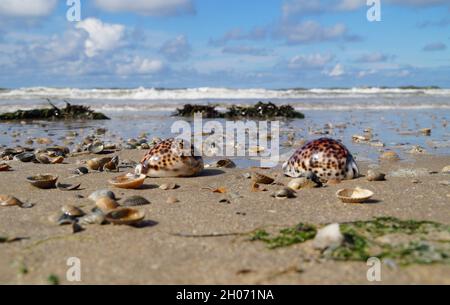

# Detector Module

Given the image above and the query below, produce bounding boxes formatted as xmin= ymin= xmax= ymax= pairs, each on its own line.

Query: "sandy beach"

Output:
xmin=1 ymin=148 xmax=449 ymax=285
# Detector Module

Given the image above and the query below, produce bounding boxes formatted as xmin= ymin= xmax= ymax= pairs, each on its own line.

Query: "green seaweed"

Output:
xmin=251 ymin=224 xmax=317 ymax=249
xmin=251 ymin=217 xmax=450 ymax=266
xmin=47 ymin=274 xmax=60 ymax=285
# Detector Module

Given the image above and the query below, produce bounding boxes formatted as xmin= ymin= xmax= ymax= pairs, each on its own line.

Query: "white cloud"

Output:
xmin=327 ymin=63 xmax=345 ymax=77
xmin=159 ymin=35 xmax=191 ymax=61
xmin=75 ymin=18 xmax=125 ymax=57
xmin=355 ymin=52 xmax=394 ymax=63
xmin=116 ymin=56 xmax=165 ymax=75
xmin=288 ymin=53 xmax=334 ymax=69
xmin=0 ymin=0 xmax=57 ymax=17
xmin=279 ymin=21 xmax=347 ymax=44
xmin=94 ymin=0 xmax=195 ymax=16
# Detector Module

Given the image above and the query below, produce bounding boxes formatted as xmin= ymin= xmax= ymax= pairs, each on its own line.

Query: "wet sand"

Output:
xmin=0 ymin=150 xmax=449 ymax=284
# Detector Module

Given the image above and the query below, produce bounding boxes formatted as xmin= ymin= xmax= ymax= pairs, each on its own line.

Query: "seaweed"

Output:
xmin=0 ymin=99 xmax=109 ymax=121
xmin=174 ymin=104 xmax=223 ymax=118
xmin=251 ymin=224 xmax=317 ymax=249
xmin=173 ymin=102 xmax=305 ymax=119
xmin=251 ymin=217 xmax=450 ymax=265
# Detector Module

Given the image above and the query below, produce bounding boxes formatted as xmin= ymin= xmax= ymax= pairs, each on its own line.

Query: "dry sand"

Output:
xmin=0 ymin=150 xmax=449 ymax=284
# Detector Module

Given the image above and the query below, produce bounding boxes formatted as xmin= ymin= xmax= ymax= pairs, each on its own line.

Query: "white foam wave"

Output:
xmin=1 ymin=86 xmax=450 ymax=100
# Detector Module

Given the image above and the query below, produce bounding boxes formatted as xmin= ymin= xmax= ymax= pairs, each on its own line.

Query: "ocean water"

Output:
xmin=0 ymin=87 xmax=449 ymax=167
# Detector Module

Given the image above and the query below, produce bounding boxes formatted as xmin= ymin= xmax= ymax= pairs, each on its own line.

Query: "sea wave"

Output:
xmin=1 ymin=86 xmax=450 ymax=100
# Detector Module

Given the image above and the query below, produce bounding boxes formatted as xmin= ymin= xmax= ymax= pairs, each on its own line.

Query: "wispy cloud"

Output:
xmin=94 ymin=0 xmax=195 ymax=17
xmin=159 ymin=35 xmax=191 ymax=61
xmin=423 ymin=42 xmax=447 ymax=51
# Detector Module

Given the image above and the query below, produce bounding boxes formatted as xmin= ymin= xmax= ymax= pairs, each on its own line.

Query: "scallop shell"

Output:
xmin=105 ymin=208 xmax=145 ymax=225
xmin=109 ymin=173 xmax=146 ymax=189
xmin=26 ymin=174 xmax=58 ymax=189
xmin=96 ymin=197 xmax=120 ymax=212
xmin=122 ymin=196 xmax=150 ymax=207
xmin=336 ymin=187 xmax=374 ymax=204
xmin=251 ymin=172 xmax=275 ymax=185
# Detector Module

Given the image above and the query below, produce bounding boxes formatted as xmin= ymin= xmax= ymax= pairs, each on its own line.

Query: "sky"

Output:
xmin=0 ymin=0 xmax=449 ymax=89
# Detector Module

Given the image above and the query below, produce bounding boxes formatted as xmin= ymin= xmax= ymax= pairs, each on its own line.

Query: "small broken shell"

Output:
xmin=35 ymin=154 xmax=51 ymax=164
xmin=56 ymin=182 xmax=81 ymax=191
xmin=336 ymin=187 xmax=374 ymax=203
xmin=122 ymin=196 xmax=150 ymax=207
xmin=273 ymin=187 xmax=296 ymax=199
xmin=61 ymin=205 xmax=85 ymax=217
xmin=251 ymin=172 xmax=275 ymax=185
xmin=72 ymin=167 xmax=89 ymax=175
xmin=78 ymin=210 xmax=106 ymax=226
xmin=14 ymin=152 xmax=35 ymax=163
xmin=88 ymin=190 xmax=116 ymax=202
xmin=166 ymin=196 xmax=179 ymax=204
xmin=26 ymin=174 xmax=58 ymax=189
xmin=87 ymin=157 xmax=112 ymax=171
xmin=88 ymin=142 xmax=105 ymax=154
xmin=103 ymin=156 xmax=119 ymax=172
xmin=96 ymin=197 xmax=120 ymax=212
xmin=105 ymin=208 xmax=145 ymax=225
xmin=109 ymin=173 xmax=146 ymax=189
xmin=0 ymin=195 xmax=23 ymax=207
xmin=366 ymin=170 xmax=386 ymax=182
xmin=159 ymin=183 xmax=178 ymax=190
xmin=380 ymin=151 xmax=400 ymax=161
xmin=214 ymin=159 xmax=236 ymax=168
xmin=51 ymin=156 xmax=64 ymax=164
xmin=0 ymin=163 xmax=11 ymax=172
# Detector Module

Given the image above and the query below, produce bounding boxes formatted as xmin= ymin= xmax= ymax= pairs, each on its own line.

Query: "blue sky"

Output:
xmin=0 ymin=0 xmax=449 ymax=88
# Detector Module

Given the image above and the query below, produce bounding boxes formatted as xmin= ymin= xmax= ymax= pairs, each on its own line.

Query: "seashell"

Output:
xmin=103 ymin=156 xmax=119 ymax=172
xmin=159 ymin=183 xmax=178 ymax=190
xmin=36 ymin=137 xmax=53 ymax=145
xmin=46 ymin=146 xmax=69 ymax=156
xmin=72 ymin=167 xmax=89 ymax=175
xmin=105 ymin=208 xmax=145 ymax=225
xmin=87 ymin=157 xmax=112 ymax=171
xmin=0 ymin=163 xmax=11 ymax=172
xmin=35 ymin=154 xmax=51 ymax=164
xmin=88 ymin=142 xmax=105 ymax=154
xmin=56 ymin=182 xmax=81 ymax=191
xmin=109 ymin=173 xmax=146 ymax=189
xmin=442 ymin=165 xmax=450 ymax=174
xmin=88 ymin=190 xmax=116 ymax=202
xmin=0 ymin=195 xmax=23 ymax=207
xmin=251 ymin=172 xmax=275 ymax=185
xmin=273 ymin=187 xmax=296 ymax=199
xmin=122 ymin=196 xmax=150 ymax=207
xmin=419 ymin=128 xmax=431 ymax=136
xmin=61 ymin=205 xmax=85 ymax=217
xmin=366 ymin=170 xmax=386 ymax=182
xmin=96 ymin=197 xmax=120 ymax=212
xmin=13 ymin=152 xmax=35 ymax=163
xmin=26 ymin=174 xmax=58 ymax=189
xmin=313 ymin=223 xmax=343 ymax=250
xmin=72 ymin=223 xmax=84 ymax=234
xmin=380 ymin=151 xmax=400 ymax=161
xmin=214 ymin=159 xmax=236 ymax=168
xmin=166 ymin=196 xmax=179 ymax=204
xmin=78 ymin=210 xmax=106 ymax=225
xmin=51 ymin=156 xmax=64 ymax=164
xmin=336 ymin=187 xmax=374 ymax=203
xmin=287 ymin=177 xmax=319 ymax=190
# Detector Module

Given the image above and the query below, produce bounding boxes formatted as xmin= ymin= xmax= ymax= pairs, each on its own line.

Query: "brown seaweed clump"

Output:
xmin=0 ymin=100 xmax=109 ymax=121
